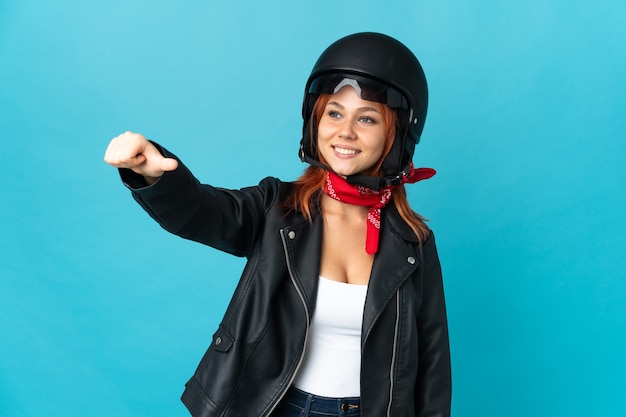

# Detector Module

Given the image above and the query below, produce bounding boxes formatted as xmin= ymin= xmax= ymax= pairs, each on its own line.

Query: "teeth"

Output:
xmin=334 ymin=147 xmax=358 ymax=155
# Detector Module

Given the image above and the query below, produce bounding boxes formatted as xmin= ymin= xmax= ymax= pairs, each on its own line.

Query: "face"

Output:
xmin=317 ymin=86 xmax=387 ymax=178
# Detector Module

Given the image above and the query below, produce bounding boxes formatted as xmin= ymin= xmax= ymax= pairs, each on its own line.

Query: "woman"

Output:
xmin=105 ymin=32 xmax=451 ymax=417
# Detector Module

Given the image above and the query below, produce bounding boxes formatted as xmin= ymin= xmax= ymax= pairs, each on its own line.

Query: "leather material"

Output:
xmin=121 ymin=147 xmax=451 ymax=417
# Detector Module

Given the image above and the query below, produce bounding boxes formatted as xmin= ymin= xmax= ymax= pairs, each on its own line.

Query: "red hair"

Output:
xmin=284 ymin=94 xmax=430 ymax=242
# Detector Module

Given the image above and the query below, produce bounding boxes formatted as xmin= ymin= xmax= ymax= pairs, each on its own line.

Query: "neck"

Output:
xmin=320 ymin=193 xmax=370 ymax=219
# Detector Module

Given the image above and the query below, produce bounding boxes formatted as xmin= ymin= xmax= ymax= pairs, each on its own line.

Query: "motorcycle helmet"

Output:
xmin=299 ymin=32 xmax=429 ymax=190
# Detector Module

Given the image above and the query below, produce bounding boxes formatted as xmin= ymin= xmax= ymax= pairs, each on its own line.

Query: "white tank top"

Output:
xmin=292 ymin=276 xmax=368 ymax=397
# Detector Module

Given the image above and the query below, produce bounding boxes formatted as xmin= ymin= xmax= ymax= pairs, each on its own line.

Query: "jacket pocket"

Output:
xmin=211 ymin=326 xmax=235 ymax=353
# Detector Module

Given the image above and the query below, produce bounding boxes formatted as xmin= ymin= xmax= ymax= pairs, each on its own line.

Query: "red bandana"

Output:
xmin=323 ymin=164 xmax=436 ymax=254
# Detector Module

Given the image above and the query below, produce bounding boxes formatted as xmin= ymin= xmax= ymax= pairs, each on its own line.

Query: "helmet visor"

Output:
xmin=307 ymin=73 xmax=408 ymax=110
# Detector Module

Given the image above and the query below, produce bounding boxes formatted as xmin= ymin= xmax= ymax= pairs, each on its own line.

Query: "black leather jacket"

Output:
xmin=122 ymin=148 xmax=451 ymax=417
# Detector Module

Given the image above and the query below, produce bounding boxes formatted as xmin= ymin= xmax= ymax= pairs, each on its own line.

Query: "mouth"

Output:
xmin=332 ymin=145 xmax=360 ymax=156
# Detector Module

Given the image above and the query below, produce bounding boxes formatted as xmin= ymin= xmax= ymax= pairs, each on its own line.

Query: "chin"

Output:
xmin=327 ymin=163 xmax=359 ymax=177
xmin=330 ymin=168 xmax=356 ymax=178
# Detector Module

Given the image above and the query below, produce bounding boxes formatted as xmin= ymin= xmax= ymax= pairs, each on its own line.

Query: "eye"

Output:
xmin=327 ymin=110 xmax=342 ymax=119
xmin=359 ymin=115 xmax=377 ymax=124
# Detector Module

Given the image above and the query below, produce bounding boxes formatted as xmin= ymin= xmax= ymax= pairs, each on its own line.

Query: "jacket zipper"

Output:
xmin=386 ymin=290 xmax=401 ymax=417
xmin=264 ymin=228 xmax=312 ymax=417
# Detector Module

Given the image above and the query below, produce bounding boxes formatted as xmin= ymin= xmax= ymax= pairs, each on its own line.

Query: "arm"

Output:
xmin=415 ymin=232 xmax=452 ymax=417
xmin=104 ymin=132 xmax=281 ymax=257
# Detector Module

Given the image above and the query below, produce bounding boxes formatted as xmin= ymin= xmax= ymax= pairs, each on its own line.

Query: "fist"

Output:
xmin=104 ymin=131 xmax=178 ymax=182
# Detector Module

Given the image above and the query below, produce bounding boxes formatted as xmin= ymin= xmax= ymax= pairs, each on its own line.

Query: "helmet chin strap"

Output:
xmin=346 ymin=160 xmax=414 ymax=190
xmin=299 ymin=145 xmax=410 ymax=192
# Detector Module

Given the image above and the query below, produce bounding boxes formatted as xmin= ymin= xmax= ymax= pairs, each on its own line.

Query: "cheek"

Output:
xmin=372 ymin=130 xmax=388 ymax=155
xmin=316 ymin=121 xmax=334 ymax=142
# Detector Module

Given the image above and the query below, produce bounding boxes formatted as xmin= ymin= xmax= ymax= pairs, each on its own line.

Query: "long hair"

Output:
xmin=285 ymin=94 xmax=430 ymax=242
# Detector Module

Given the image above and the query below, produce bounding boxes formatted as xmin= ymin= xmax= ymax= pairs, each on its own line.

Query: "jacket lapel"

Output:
xmin=281 ymin=204 xmax=420 ymax=341
xmin=362 ymin=204 xmax=420 ymax=343
xmin=280 ymin=215 xmax=323 ymax=315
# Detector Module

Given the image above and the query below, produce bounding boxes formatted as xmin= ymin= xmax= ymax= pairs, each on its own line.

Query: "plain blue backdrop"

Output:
xmin=1 ymin=1 xmax=625 ymax=416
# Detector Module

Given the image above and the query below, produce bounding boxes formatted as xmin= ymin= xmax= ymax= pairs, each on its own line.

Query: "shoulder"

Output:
xmin=256 ymin=176 xmax=293 ymax=195
xmin=249 ymin=177 xmax=303 ymax=220
xmin=252 ymin=177 xmax=295 ymax=206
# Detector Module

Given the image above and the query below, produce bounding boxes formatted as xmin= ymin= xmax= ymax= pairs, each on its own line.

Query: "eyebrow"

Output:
xmin=327 ymin=101 xmax=380 ymax=113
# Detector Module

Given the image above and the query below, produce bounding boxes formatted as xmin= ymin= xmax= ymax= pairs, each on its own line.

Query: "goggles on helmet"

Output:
xmin=307 ymin=73 xmax=409 ymax=111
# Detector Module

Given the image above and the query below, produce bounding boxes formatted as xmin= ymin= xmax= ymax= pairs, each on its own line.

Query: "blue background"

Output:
xmin=1 ymin=1 xmax=625 ymax=416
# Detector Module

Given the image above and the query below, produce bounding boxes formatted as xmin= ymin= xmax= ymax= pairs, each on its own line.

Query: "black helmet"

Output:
xmin=299 ymin=32 xmax=429 ymax=190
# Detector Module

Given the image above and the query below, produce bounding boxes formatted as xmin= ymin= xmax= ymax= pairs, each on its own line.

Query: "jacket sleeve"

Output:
xmin=415 ymin=232 xmax=452 ymax=417
xmin=119 ymin=144 xmax=282 ymax=258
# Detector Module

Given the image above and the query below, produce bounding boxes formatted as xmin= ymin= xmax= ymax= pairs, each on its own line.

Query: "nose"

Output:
xmin=337 ymin=119 xmax=356 ymax=140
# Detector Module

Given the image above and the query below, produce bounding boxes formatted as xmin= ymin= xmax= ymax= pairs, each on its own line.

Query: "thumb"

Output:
xmin=159 ymin=157 xmax=179 ymax=172
xmin=140 ymin=142 xmax=178 ymax=173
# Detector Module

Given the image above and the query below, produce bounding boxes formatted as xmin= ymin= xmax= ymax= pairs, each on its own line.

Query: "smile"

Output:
xmin=333 ymin=146 xmax=360 ymax=155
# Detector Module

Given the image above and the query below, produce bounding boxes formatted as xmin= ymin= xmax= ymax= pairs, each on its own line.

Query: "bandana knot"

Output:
xmin=323 ymin=164 xmax=435 ymax=254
